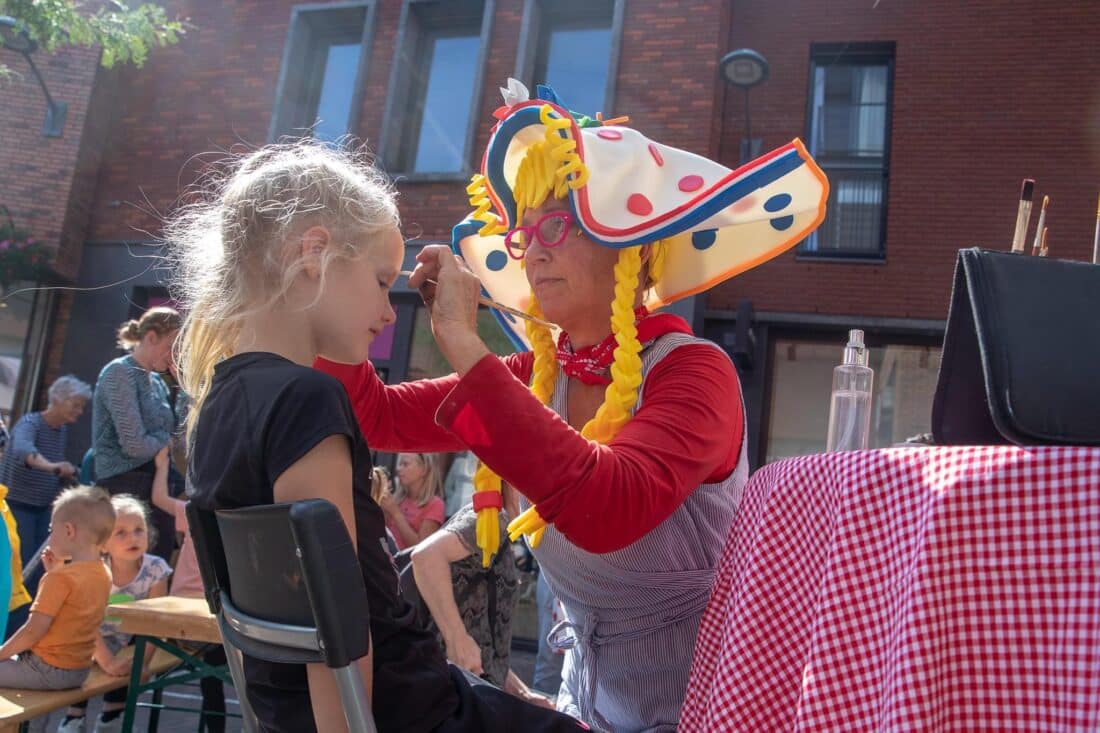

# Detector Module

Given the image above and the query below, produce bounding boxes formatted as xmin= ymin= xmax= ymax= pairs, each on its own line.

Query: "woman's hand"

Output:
xmin=409 ymin=245 xmax=490 ymax=375
xmin=377 ymin=490 xmax=397 ymax=516
xmin=520 ymin=689 xmax=556 ymax=710
xmin=52 ymin=461 xmax=77 ymax=481
xmin=444 ymin=630 xmax=484 ymax=677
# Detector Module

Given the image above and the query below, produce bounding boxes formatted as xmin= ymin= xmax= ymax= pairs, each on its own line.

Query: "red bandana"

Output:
xmin=555 ymin=306 xmax=694 ymax=386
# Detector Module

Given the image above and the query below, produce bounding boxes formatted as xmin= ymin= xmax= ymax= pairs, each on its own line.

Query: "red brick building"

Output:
xmin=1 ymin=0 xmax=1097 ymax=467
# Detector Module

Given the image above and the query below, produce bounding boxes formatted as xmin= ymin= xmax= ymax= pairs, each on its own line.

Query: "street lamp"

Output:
xmin=0 ymin=16 xmax=68 ymax=137
xmin=718 ymin=48 xmax=768 ymax=164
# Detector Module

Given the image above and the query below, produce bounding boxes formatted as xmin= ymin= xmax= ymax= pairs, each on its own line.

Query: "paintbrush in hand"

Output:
xmin=400 ymin=270 xmax=553 ymax=328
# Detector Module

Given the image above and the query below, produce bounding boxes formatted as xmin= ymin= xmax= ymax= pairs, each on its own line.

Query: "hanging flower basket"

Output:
xmin=0 ymin=205 xmax=52 ymax=292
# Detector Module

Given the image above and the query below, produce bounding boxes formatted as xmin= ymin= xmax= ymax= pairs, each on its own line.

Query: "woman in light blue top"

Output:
xmin=92 ymin=306 xmax=181 ymax=560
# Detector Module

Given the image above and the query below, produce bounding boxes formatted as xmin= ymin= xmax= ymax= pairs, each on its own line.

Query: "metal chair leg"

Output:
xmin=332 ymin=663 xmax=376 ymax=733
xmin=221 ymin=644 xmax=260 ymax=733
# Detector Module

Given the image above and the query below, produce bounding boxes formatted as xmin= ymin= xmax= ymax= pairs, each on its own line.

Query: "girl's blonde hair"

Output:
xmin=168 ymin=141 xmax=399 ymax=441
xmin=108 ymin=493 xmax=157 ymax=550
xmin=466 ymin=106 xmax=666 ymax=564
xmin=117 ymin=306 xmax=182 ymax=350
xmin=392 ymin=453 xmax=443 ymax=508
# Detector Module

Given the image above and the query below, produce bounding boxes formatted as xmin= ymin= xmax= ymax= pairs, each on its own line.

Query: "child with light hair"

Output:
xmin=174 ymin=141 xmax=586 ymax=732
xmin=60 ymin=493 xmax=171 ymax=732
xmin=0 ymin=487 xmax=114 ymax=690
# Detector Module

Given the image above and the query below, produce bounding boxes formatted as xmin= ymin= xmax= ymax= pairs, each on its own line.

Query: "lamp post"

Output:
xmin=718 ymin=48 xmax=768 ymax=164
xmin=0 ymin=16 xmax=68 ymax=137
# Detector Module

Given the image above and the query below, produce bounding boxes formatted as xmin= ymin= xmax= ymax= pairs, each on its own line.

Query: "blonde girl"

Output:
xmin=61 ymin=495 xmax=170 ymax=733
xmin=172 ymin=141 xmax=585 ymax=733
xmin=380 ymin=452 xmax=445 ymax=549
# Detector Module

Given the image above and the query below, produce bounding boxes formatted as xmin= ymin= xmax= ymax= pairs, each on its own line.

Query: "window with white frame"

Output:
xmin=801 ymin=43 xmax=894 ymax=258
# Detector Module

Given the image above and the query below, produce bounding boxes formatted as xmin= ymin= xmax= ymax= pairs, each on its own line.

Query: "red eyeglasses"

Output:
xmin=504 ymin=211 xmax=574 ymax=260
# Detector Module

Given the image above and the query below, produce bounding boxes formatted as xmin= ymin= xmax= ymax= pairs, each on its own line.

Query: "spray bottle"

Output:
xmin=825 ymin=329 xmax=874 ymax=452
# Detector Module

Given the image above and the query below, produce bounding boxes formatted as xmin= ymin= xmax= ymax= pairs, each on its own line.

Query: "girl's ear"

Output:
xmin=299 ymin=225 xmax=332 ymax=278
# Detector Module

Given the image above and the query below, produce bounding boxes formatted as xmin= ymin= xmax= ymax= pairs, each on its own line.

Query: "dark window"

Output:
xmin=269 ymin=3 xmax=373 ymax=143
xmin=532 ymin=0 xmax=620 ymax=114
xmin=800 ymin=43 xmax=894 ymax=258
xmin=382 ymin=0 xmax=489 ymax=176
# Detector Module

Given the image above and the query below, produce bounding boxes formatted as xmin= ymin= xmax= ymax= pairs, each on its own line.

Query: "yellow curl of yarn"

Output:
xmin=539 ymin=105 xmax=589 ymax=195
xmin=507 ymin=247 xmax=644 ymax=544
xmin=467 ymin=174 xmax=507 ymax=236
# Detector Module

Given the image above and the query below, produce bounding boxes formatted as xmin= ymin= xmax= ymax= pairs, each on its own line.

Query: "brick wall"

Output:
xmin=32 ymin=0 xmax=1099 ymax=394
xmin=708 ymin=0 xmax=1100 ymax=321
xmin=87 ymin=0 xmax=731 ymax=244
xmin=0 ymin=44 xmax=100 ymax=276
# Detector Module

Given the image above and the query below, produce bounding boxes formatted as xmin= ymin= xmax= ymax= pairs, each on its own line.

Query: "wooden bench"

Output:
xmin=0 ymin=647 xmax=179 ymax=733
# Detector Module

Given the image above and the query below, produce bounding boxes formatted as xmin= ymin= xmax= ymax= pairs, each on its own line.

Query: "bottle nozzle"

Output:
xmin=843 ymin=329 xmax=869 ymax=366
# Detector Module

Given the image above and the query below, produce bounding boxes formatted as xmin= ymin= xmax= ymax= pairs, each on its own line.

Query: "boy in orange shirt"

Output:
xmin=0 ymin=487 xmax=115 ymax=689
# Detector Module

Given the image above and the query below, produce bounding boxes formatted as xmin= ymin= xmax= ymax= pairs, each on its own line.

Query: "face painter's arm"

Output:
xmin=410 ymin=245 xmax=491 ymax=376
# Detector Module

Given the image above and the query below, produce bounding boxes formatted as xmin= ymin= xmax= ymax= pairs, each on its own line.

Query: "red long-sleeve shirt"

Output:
xmin=316 ymin=344 xmax=743 ymax=553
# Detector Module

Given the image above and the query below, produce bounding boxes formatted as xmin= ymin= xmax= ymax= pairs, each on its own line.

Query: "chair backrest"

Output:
xmin=186 ymin=499 xmax=371 ymax=669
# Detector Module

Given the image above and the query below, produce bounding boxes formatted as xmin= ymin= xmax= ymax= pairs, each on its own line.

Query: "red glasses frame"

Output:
xmin=504 ymin=211 xmax=574 ymax=260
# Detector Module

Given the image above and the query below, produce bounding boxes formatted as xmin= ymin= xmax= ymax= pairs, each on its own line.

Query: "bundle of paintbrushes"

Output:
xmin=1010 ymin=179 xmax=1053 ymax=258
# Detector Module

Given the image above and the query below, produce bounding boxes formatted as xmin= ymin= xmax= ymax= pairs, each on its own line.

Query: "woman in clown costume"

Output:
xmin=318 ymin=80 xmax=827 ymax=732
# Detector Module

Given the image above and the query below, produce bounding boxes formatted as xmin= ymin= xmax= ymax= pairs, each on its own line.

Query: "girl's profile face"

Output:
xmin=396 ymin=453 xmax=428 ymax=495
xmin=106 ymin=512 xmax=149 ymax=562
xmin=314 ymin=226 xmax=403 ymax=365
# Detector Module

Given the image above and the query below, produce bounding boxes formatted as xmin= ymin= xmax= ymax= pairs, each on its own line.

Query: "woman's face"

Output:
xmin=143 ymin=329 xmax=179 ymax=373
xmin=395 ymin=453 xmax=428 ymax=496
xmin=519 ymin=198 xmax=620 ymax=335
xmin=54 ymin=396 xmax=87 ymax=424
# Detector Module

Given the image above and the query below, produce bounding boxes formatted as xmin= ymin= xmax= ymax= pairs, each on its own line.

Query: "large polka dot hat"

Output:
xmin=453 ymin=79 xmax=830 ymax=350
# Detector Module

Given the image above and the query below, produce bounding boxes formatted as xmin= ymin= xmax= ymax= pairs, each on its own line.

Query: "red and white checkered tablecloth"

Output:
xmin=680 ymin=446 xmax=1100 ymax=732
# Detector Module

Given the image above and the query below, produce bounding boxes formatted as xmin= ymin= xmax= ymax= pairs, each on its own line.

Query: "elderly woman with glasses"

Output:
xmin=318 ymin=80 xmax=828 ymax=732
xmin=0 ymin=375 xmax=92 ymax=628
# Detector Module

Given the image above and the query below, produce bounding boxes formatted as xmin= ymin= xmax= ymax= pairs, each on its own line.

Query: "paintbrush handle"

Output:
xmin=400 ymin=271 xmax=553 ymax=328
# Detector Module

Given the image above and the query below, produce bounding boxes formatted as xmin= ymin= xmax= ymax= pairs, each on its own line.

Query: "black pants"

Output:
xmin=241 ymin=661 xmax=586 ymax=733
xmin=199 ymin=646 xmax=227 ymax=733
xmin=97 ymin=465 xmax=177 ymax=562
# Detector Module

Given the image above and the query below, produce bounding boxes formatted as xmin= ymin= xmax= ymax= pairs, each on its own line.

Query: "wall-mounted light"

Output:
xmin=0 ymin=16 xmax=68 ymax=137
xmin=719 ymin=48 xmax=768 ymax=164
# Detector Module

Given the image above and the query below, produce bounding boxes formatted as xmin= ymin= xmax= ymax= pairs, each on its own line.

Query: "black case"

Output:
xmin=932 ymin=248 xmax=1100 ymax=446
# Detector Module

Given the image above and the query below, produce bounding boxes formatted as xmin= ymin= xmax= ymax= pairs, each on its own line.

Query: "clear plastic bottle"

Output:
xmin=825 ymin=329 xmax=874 ymax=452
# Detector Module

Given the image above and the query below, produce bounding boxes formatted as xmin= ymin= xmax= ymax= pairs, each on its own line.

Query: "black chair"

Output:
xmin=186 ymin=499 xmax=376 ymax=733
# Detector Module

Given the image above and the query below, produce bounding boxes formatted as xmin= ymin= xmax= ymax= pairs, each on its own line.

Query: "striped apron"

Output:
xmin=525 ymin=333 xmax=748 ymax=732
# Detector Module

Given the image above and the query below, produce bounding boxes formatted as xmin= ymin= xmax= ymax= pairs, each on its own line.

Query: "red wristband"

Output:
xmin=471 ymin=491 xmax=503 ymax=512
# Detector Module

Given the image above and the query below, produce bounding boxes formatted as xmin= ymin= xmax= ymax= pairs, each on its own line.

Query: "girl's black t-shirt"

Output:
xmin=188 ymin=352 xmax=457 ymax=732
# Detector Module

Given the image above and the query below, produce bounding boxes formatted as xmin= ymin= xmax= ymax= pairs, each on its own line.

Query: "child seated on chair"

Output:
xmin=0 ymin=487 xmax=114 ymax=691
xmin=60 ymin=494 xmax=171 ymax=733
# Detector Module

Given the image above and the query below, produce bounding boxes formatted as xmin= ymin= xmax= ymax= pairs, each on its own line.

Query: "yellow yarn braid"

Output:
xmin=507 ymin=247 xmax=644 ymax=543
xmin=472 ymin=104 xmax=643 ymax=562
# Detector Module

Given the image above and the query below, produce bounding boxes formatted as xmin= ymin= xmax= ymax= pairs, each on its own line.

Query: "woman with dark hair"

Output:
xmin=92 ymin=306 xmax=182 ymax=561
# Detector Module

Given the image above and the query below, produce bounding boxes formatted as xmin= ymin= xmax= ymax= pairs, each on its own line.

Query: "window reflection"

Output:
xmin=766 ymin=339 xmax=941 ymax=461
xmin=413 ymin=34 xmax=481 ymax=173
